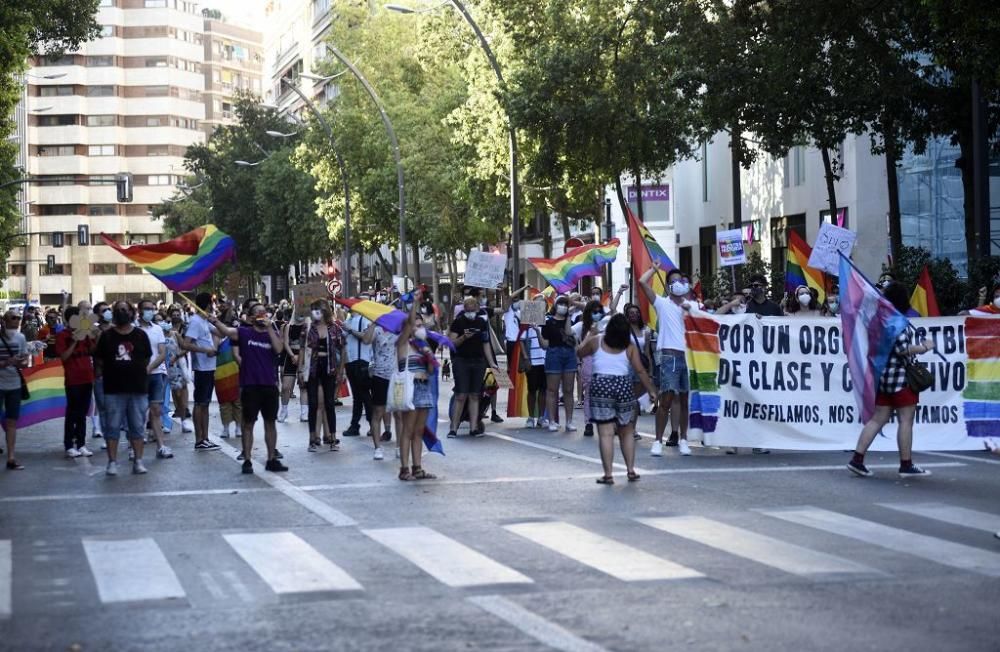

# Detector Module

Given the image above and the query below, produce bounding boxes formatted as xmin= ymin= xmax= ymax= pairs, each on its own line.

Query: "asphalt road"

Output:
xmin=1 ymin=381 xmax=998 ymax=652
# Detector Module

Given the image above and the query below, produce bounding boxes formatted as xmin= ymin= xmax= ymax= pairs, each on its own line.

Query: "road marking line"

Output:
xmin=505 ymin=521 xmax=703 ymax=582
xmin=921 ymin=451 xmax=1000 ymax=466
xmin=0 ymin=487 xmax=273 ymax=503
xmin=199 ymin=572 xmax=227 ymax=600
xmin=878 ymin=502 xmax=1000 ymax=533
xmin=0 ymin=540 xmax=10 ymax=619
xmin=82 ymin=538 xmax=186 ymax=603
xmin=215 ymin=439 xmax=356 ymax=527
xmin=759 ymin=507 xmax=1000 ymax=578
xmin=222 ymin=570 xmax=255 ymax=603
xmin=363 ymin=526 xmax=533 ymax=588
xmin=468 ymin=595 xmax=608 ymax=652
xmin=637 ymin=515 xmax=879 ymax=577
xmin=224 ymin=532 xmax=362 ymax=594
xmin=484 ymin=431 xmax=644 ymax=472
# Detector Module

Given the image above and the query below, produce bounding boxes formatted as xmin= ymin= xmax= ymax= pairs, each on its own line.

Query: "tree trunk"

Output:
xmin=411 ymin=241 xmax=421 ymax=286
xmin=820 ymin=147 xmax=839 ymax=224
xmin=958 ymin=129 xmax=977 ymax=265
xmin=614 ymin=175 xmax=629 ymax=219
xmin=373 ymin=248 xmax=392 ymax=287
xmin=730 ymin=134 xmax=743 ymax=228
xmin=447 ymin=251 xmax=458 ymax=326
xmin=884 ymin=132 xmax=903 ymax=263
xmin=633 ymin=167 xmax=644 ymax=221
xmin=559 ymin=212 xmax=571 ymax=243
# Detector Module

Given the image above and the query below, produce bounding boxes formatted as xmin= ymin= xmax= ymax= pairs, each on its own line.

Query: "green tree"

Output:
xmin=881 ymin=245 xmax=966 ymax=316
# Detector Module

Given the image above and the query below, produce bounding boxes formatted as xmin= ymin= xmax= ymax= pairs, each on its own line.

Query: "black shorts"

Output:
xmin=193 ymin=370 xmax=215 ymax=405
xmin=453 ymin=356 xmax=487 ymax=395
xmin=241 ymin=385 xmax=279 ymax=423
xmin=371 ymin=375 xmax=390 ymax=407
xmin=283 ymin=348 xmax=301 ymax=377
xmin=525 ymin=364 xmax=547 ymax=394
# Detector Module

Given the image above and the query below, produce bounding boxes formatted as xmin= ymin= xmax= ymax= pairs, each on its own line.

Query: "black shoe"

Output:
xmin=666 ymin=432 xmax=679 ymax=447
xmin=195 ymin=440 xmax=220 ymax=451
xmin=898 ymin=464 xmax=931 ymax=478
xmin=333 ymin=399 xmax=344 ymax=407
xmin=380 ymin=430 xmax=392 ymax=442
xmin=241 ymin=460 xmax=253 ymax=474
xmin=265 ymin=459 xmax=288 ymax=472
xmin=490 ymin=414 xmax=504 ymax=423
xmin=470 ymin=425 xmax=485 ymax=438
xmin=446 ymin=430 xmax=458 ymax=439
xmin=274 ymin=450 xmax=284 ymax=460
xmin=584 ymin=423 xmax=594 ymax=437
xmin=847 ymin=460 xmax=873 ymax=477
xmin=343 ymin=428 xmax=361 ymax=437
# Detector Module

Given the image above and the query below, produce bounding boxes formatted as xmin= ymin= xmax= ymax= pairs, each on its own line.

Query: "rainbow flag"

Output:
xmin=626 ymin=207 xmax=675 ymax=329
xmin=0 ymin=361 xmax=67 ymax=427
xmin=528 ymin=287 xmax=556 ymax=308
xmin=839 ymin=254 xmax=908 ymax=423
xmin=528 ymin=240 xmax=620 ymax=294
xmin=102 ymin=225 xmax=235 ymax=291
xmin=336 ymin=298 xmax=407 ymax=334
xmin=214 ymin=338 xmax=239 ymax=404
xmin=505 ymin=327 xmax=530 ymax=418
xmin=684 ymin=315 xmax=722 ymax=434
xmin=906 ymin=265 xmax=940 ymax=317
xmin=786 ymin=230 xmax=826 ymax=303
xmin=963 ymin=317 xmax=1000 ymax=438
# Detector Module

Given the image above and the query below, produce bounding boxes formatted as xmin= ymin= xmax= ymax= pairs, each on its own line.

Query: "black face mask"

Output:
xmin=112 ymin=309 xmax=131 ymax=326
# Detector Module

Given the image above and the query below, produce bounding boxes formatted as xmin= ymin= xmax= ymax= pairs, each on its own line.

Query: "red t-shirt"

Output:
xmin=55 ymin=330 xmax=95 ymax=386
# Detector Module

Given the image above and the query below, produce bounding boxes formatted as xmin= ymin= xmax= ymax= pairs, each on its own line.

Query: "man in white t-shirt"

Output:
xmin=640 ymin=261 xmax=695 ymax=457
xmin=138 ymin=299 xmax=173 ymax=460
xmin=182 ymin=292 xmax=220 ymax=451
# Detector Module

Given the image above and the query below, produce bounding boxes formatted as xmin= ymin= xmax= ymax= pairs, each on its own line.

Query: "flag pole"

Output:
xmin=177 ymin=292 xmax=209 ymax=318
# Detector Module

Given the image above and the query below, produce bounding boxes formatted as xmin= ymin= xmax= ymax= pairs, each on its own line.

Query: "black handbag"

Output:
xmin=904 ymin=325 xmax=933 ymax=393
xmin=1 ymin=335 xmax=28 ymax=400
xmin=631 ymin=331 xmax=651 ymax=370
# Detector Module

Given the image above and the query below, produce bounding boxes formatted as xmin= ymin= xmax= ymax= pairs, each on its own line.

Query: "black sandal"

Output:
xmin=399 ymin=466 xmax=413 ymax=481
xmin=6 ymin=459 xmax=24 ymax=470
xmin=411 ymin=466 xmax=436 ymax=480
xmin=596 ymin=475 xmax=614 ymax=485
xmin=627 ymin=471 xmax=640 ymax=482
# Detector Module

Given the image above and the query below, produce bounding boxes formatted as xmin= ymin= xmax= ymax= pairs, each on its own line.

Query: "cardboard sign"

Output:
xmin=464 ymin=250 xmax=507 ymax=289
xmin=493 ymin=369 xmax=514 ymax=390
xmin=292 ymin=283 xmax=331 ymax=316
xmin=519 ymin=299 xmax=547 ymax=326
xmin=716 ymin=229 xmax=746 ymax=267
xmin=807 ymin=222 xmax=857 ymax=275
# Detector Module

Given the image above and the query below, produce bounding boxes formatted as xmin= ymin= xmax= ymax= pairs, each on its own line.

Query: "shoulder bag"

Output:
xmin=904 ymin=325 xmax=933 ymax=393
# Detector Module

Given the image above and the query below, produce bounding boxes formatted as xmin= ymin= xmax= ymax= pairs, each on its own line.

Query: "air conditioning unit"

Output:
xmin=129 ymin=238 xmax=146 ymax=245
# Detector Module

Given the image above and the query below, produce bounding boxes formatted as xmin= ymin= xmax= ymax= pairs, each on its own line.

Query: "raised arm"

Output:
xmin=638 ymin=261 xmax=661 ymax=304
xmin=610 ymin=283 xmax=628 ymax=313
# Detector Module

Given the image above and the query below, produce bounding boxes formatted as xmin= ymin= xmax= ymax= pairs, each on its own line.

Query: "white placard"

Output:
xmin=716 ymin=229 xmax=746 ymax=267
xmin=807 ymin=222 xmax=856 ymax=275
xmin=464 ymin=250 xmax=507 ymax=289
xmin=519 ymin=300 xmax=547 ymax=326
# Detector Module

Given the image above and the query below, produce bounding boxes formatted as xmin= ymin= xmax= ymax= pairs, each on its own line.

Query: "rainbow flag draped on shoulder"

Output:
xmin=838 ymin=254 xmax=908 ymax=423
xmin=786 ymin=230 xmax=826 ymax=303
xmin=0 ymin=361 xmax=67 ymax=427
xmin=101 ymin=225 xmax=235 ymax=291
xmin=214 ymin=338 xmax=239 ymax=404
xmin=626 ymin=207 xmax=676 ymax=329
xmin=528 ymin=240 xmax=619 ymax=294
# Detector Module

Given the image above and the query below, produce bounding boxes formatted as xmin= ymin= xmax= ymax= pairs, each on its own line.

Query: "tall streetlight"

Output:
xmin=386 ymin=1 xmax=521 ymax=289
xmin=302 ymin=43 xmax=409 ymax=283
xmin=277 ymin=79 xmax=354 ymax=298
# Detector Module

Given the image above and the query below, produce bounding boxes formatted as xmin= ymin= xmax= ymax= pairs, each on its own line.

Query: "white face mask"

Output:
xmin=797 ymin=294 xmax=811 ymax=306
xmin=311 ymin=309 xmax=322 ymax=321
xmin=828 ymin=301 xmax=839 ymax=313
xmin=463 ymin=310 xmax=477 ymax=320
xmin=670 ymin=281 xmax=689 ymax=297
xmin=556 ymin=305 xmax=568 ymax=316
xmin=414 ymin=327 xmax=427 ymax=340
xmin=732 ymin=304 xmax=746 ymax=315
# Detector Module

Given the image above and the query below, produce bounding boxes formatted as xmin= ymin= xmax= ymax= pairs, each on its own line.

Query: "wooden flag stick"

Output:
xmin=177 ymin=292 xmax=210 ymax=318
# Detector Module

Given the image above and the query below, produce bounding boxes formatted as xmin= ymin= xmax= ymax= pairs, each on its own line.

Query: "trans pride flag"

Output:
xmin=785 ymin=230 xmax=826 ymax=303
xmin=0 ymin=361 xmax=66 ymax=427
xmin=838 ymin=255 xmax=908 ymax=422
xmin=528 ymin=240 xmax=620 ymax=294
xmin=102 ymin=225 xmax=235 ymax=291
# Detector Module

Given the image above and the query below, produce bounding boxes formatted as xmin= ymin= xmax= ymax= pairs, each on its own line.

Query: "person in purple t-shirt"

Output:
xmin=212 ymin=303 xmax=285 ymax=474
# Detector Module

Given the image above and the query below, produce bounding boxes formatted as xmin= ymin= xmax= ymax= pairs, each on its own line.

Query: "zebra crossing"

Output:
xmin=2 ymin=500 xmax=999 ymax=617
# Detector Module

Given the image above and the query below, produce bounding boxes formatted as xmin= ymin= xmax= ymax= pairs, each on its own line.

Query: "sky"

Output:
xmin=200 ymin=0 xmax=267 ymax=29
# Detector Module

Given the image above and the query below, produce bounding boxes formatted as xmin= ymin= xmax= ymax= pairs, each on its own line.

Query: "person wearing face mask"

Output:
xmin=89 ymin=301 xmax=112 ymax=442
xmin=341 ymin=308 xmax=374 ymax=439
xmin=640 ymin=263 xmax=697 ymax=456
xmin=161 ymin=312 xmax=186 ymax=430
xmin=786 ymin=284 xmax=821 ymax=317
xmin=37 ymin=308 xmax=63 ymax=362
xmin=538 ymin=296 xmax=579 ymax=432
xmin=716 ymin=291 xmax=748 ymax=315
xmin=1 ymin=310 xmax=30 ymax=469
xmin=820 ymin=285 xmax=841 ymax=317
xmin=137 ymin=300 xmax=173 ymax=460
xmin=745 ymin=273 xmax=784 ymax=317
xmin=622 ymin=303 xmax=654 ymax=412
xmin=447 ymin=296 xmax=497 ymax=437
xmin=876 ymin=272 xmax=896 ymax=293
xmin=303 ymin=300 xmax=346 ymax=452
xmin=94 ymin=301 xmax=153 ymax=475
xmin=396 ymin=290 xmax=439 ymax=480
xmin=503 ymin=285 xmax=532 ymax=367
xmin=571 ymin=300 xmax=608 ymax=437
xmin=181 ymin=292 xmax=221 ymax=452
xmin=279 ymin=309 xmax=306 ymax=423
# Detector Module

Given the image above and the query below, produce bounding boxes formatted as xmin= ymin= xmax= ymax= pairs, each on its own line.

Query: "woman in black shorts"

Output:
xmin=279 ymin=310 xmax=305 ymax=423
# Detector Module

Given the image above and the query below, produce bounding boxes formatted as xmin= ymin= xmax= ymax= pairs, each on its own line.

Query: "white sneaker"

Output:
xmin=650 ymin=441 xmax=664 ymax=457
xmin=525 ymin=417 xmax=535 ymax=428
xmin=299 ymin=405 xmax=309 ymax=422
xmin=182 ymin=419 xmax=194 ymax=433
xmin=65 ymin=447 xmax=81 ymax=458
xmin=128 ymin=448 xmax=135 ymax=461
xmin=547 ymin=423 xmax=559 ymax=432
xmin=78 ymin=446 xmax=93 ymax=457
xmin=394 ymin=447 xmax=400 ymax=459
xmin=106 ymin=461 xmax=118 ymax=476
xmin=278 ymin=404 xmax=288 ymax=423
xmin=539 ymin=418 xmax=549 ymax=428
xmin=373 ymin=447 xmax=384 ymax=461
xmin=133 ymin=459 xmax=148 ymax=474
xmin=678 ymin=439 xmax=692 ymax=456
xmin=156 ymin=446 xmax=174 ymax=459
xmin=565 ymin=421 xmax=577 ymax=432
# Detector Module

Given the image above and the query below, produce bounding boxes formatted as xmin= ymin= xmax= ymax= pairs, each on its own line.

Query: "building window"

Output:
xmin=40 ymin=264 xmax=70 ymax=276
xmin=124 ymin=264 xmax=144 ymax=274
xmin=770 ymin=213 xmax=807 ymax=280
xmin=8 ymin=265 xmax=26 ymax=276
xmin=87 ymin=56 xmax=114 ymax=67
xmin=89 ymin=175 xmax=116 ymax=186
xmin=40 ymin=54 xmax=75 ymax=66
xmin=793 ymin=146 xmax=806 ymax=186
xmin=40 ymin=85 xmax=74 ymax=97
xmin=88 ymin=205 xmax=117 ymax=216
xmin=37 ymin=114 xmax=76 ymax=126
xmin=144 ymin=0 xmax=167 ymax=7
xmin=87 ymin=85 xmax=115 ymax=97
xmin=699 ymin=226 xmax=717 ymax=280
xmin=88 ymin=145 xmax=115 ymax=156
xmin=90 ymin=263 xmax=117 ymax=275
xmin=99 ymin=0 xmax=114 ymax=6
xmin=86 ymin=114 xmax=116 ymax=127
xmin=146 ymin=145 xmax=168 ymax=156
xmin=146 ymin=175 xmax=173 ymax=185
xmin=37 ymin=145 xmax=75 ymax=157
xmin=144 ymin=57 xmax=168 ymax=67
xmin=145 ymin=85 xmax=169 ymax=97
xmin=146 ymin=116 xmax=165 ymax=127
xmin=100 ymin=25 xmax=114 ymax=37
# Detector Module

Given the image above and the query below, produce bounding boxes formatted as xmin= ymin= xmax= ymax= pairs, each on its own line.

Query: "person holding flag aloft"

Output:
xmin=396 ymin=289 xmax=438 ymax=481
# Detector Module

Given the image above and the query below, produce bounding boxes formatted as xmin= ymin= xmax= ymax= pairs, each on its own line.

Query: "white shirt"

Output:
xmin=593 ymin=341 xmax=631 ymax=376
xmin=140 ymin=322 xmax=167 ymax=375
xmin=503 ymin=307 xmax=521 ymax=342
xmin=519 ymin=328 xmax=546 ymax=366
xmin=345 ymin=314 xmax=372 ymax=363
xmin=654 ymin=296 xmax=687 ymax=352
xmin=186 ymin=314 xmax=216 ymax=372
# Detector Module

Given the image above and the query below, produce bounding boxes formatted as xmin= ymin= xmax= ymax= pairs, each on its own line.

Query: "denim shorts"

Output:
xmin=544 ymin=346 xmax=578 ymax=374
xmin=412 ymin=378 xmax=434 ymax=409
xmin=657 ymin=350 xmax=689 ymax=394
xmin=147 ymin=373 xmax=167 ymax=404
xmin=104 ymin=393 xmax=149 ymax=441
xmin=0 ymin=388 xmax=22 ymax=421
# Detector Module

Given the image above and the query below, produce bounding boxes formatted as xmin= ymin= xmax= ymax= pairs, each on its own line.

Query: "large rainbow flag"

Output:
xmin=962 ymin=317 xmax=1000 ymax=438
xmin=786 ymin=230 xmax=826 ymax=303
xmin=214 ymin=338 xmax=239 ymax=403
xmin=626 ymin=207 xmax=676 ymax=329
xmin=505 ymin=327 xmax=530 ymax=418
xmin=528 ymin=240 xmax=620 ymax=294
xmin=0 ymin=361 xmax=67 ymax=427
xmin=102 ymin=224 xmax=235 ymax=291
xmin=335 ymin=298 xmax=455 ymax=351
xmin=684 ymin=315 xmax=722 ymax=434
xmin=906 ymin=265 xmax=940 ymax=317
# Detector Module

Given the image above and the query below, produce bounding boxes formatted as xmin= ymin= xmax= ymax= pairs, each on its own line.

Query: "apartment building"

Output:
xmin=202 ymin=18 xmax=264 ymax=136
xmin=263 ymin=0 xmax=336 ymax=116
xmin=5 ymin=0 xmax=206 ymax=305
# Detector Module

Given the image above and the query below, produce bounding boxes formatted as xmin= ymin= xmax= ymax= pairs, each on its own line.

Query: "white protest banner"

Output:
xmin=716 ymin=229 xmax=746 ymax=267
xmin=519 ymin=299 xmax=547 ymax=326
xmin=464 ymin=250 xmax=507 ymax=289
xmin=807 ymin=222 xmax=856 ymax=275
xmin=684 ymin=314 xmax=1000 ymax=451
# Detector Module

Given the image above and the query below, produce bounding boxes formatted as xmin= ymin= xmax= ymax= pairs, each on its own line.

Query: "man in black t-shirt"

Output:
xmin=95 ymin=300 xmax=153 ymax=476
xmin=745 ymin=273 xmax=784 ymax=317
xmin=447 ymin=296 xmax=498 ymax=437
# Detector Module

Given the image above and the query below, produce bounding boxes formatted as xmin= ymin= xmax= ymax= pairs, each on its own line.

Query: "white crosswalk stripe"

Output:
xmin=505 ymin=521 xmax=703 ymax=581
xmin=0 ymin=540 xmax=10 ymax=619
xmin=878 ymin=502 xmax=1000 ymax=533
xmin=82 ymin=538 xmax=186 ymax=604
xmin=637 ymin=516 xmax=880 ymax=578
xmin=224 ymin=532 xmax=362 ymax=594
xmin=363 ymin=526 xmax=533 ymax=588
xmin=759 ymin=507 xmax=1000 ymax=577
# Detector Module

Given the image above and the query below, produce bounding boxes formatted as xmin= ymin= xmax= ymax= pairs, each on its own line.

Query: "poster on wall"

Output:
xmin=716 ymin=229 xmax=746 ymax=267
xmin=626 ymin=184 xmax=671 ymax=225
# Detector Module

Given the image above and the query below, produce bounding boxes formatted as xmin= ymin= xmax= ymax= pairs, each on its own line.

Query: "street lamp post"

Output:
xmin=304 ymin=43 xmax=408 ymax=283
xmin=278 ymin=79 xmax=354 ymax=298
xmin=387 ymin=1 xmax=521 ymax=289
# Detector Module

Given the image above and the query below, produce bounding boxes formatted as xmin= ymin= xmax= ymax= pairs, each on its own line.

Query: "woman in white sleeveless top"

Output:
xmin=577 ymin=314 xmax=658 ymax=484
